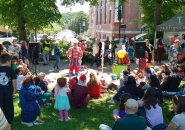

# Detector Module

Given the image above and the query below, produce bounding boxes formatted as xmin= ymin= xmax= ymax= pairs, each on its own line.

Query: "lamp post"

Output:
xmin=5 ymin=26 xmax=9 ymax=38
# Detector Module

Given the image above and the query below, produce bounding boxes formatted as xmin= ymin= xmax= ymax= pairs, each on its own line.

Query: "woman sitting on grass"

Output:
xmin=87 ymin=73 xmax=100 ymax=99
xmin=138 ymin=87 xmax=165 ymax=129
xmin=166 ymin=96 xmax=185 ymax=130
xmin=19 ymin=75 xmax=41 ymax=127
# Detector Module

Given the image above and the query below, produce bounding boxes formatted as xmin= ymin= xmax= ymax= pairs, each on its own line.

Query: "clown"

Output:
xmin=66 ymin=40 xmax=83 ymax=80
xmin=116 ymin=50 xmax=130 ymax=65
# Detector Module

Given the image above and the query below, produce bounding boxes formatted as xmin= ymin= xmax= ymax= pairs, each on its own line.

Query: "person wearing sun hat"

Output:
xmin=69 ymin=74 xmax=89 ymax=109
xmin=112 ymin=99 xmax=146 ymax=130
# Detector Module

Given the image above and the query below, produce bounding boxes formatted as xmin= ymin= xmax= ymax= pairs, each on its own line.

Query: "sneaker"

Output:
xmin=107 ymin=99 xmax=115 ymax=104
xmin=33 ymin=120 xmax=43 ymax=125
xmin=21 ymin=121 xmax=33 ymax=127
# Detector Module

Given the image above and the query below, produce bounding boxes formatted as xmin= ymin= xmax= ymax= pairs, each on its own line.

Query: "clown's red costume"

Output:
xmin=66 ymin=42 xmax=83 ymax=79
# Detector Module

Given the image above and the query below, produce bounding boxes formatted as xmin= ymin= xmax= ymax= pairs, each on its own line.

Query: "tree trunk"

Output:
xmin=154 ymin=0 xmax=162 ymax=29
xmin=16 ymin=0 xmax=27 ymax=41
xmin=18 ymin=16 xmax=27 ymax=41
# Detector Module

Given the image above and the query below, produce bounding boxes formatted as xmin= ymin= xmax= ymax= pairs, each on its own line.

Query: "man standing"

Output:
xmin=53 ymin=41 xmax=61 ymax=70
xmin=91 ymin=39 xmax=100 ymax=68
xmin=112 ymin=99 xmax=146 ymax=130
xmin=0 ymin=53 xmax=17 ymax=124
xmin=145 ymin=39 xmax=154 ymax=66
xmin=66 ymin=40 xmax=83 ymax=80
xmin=79 ymin=39 xmax=87 ymax=65
xmin=104 ymin=37 xmax=111 ymax=65
xmin=9 ymin=39 xmax=20 ymax=61
xmin=110 ymin=36 xmax=117 ymax=61
xmin=42 ymin=36 xmax=50 ymax=65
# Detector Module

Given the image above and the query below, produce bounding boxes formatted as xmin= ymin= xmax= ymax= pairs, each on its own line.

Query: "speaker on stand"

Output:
xmin=134 ymin=41 xmax=147 ymax=70
xmin=28 ymin=42 xmax=40 ymax=76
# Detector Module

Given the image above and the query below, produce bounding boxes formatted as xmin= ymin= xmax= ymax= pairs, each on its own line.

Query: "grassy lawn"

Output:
xmin=12 ymin=94 xmax=174 ymax=130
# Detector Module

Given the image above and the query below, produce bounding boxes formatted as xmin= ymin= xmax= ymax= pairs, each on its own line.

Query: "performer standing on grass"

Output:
xmin=66 ymin=40 xmax=83 ymax=80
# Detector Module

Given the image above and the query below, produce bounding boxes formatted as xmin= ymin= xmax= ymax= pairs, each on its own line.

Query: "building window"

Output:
xmin=100 ymin=0 xmax=102 ymax=24
xmin=122 ymin=4 xmax=124 ymax=22
xmin=114 ymin=0 xmax=119 ymax=21
xmin=109 ymin=10 xmax=111 ymax=24
xmin=96 ymin=7 xmax=98 ymax=25
xmin=103 ymin=34 xmax=106 ymax=39
xmin=104 ymin=0 xmax=107 ymax=24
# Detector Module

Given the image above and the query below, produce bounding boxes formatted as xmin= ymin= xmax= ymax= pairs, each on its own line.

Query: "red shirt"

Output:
xmin=87 ymin=82 xmax=100 ymax=98
xmin=66 ymin=46 xmax=83 ymax=59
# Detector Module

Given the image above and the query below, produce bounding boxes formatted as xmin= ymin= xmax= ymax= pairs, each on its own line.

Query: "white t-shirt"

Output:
xmin=146 ymin=104 xmax=164 ymax=128
xmin=92 ymin=45 xmax=99 ymax=56
xmin=171 ymin=112 xmax=185 ymax=130
xmin=16 ymin=75 xmax=24 ymax=90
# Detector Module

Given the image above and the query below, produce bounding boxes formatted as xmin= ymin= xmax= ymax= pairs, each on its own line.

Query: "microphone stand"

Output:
xmin=32 ymin=46 xmax=37 ymax=76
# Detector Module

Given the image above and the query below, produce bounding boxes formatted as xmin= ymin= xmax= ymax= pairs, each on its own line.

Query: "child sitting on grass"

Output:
xmin=113 ymin=93 xmax=132 ymax=120
xmin=100 ymin=78 xmax=108 ymax=95
xmin=107 ymin=74 xmax=120 ymax=92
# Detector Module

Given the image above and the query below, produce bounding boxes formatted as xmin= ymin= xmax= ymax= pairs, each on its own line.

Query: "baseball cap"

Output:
xmin=125 ymin=99 xmax=138 ymax=109
xmin=80 ymin=74 xmax=86 ymax=82
xmin=111 ymin=74 xmax=118 ymax=79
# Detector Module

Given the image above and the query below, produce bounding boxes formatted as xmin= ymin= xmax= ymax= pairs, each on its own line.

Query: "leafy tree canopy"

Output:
xmin=0 ymin=0 xmax=61 ymax=40
xmin=67 ymin=11 xmax=89 ymax=34
xmin=140 ymin=0 xmax=185 ymax=32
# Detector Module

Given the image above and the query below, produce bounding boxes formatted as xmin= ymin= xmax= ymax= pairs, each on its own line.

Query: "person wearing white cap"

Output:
xmin=66 ymin=39 xmax=83 ymax=80
xmin=112 ymin=99 xmax=146 ymax=130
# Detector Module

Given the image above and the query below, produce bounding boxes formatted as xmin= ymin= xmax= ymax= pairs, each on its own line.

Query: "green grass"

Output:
xmin=12 ymin=95 xmax=174 ymax=130
xmin=12 ymin=94 xmax=117 ymax=130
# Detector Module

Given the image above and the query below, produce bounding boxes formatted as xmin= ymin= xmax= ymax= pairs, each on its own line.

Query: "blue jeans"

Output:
xmin=43 ymin=50 xmax=49 ymax=64
xmin=163 ymin=91 xmax=185 ymax=98
xmin=53 ymin=55 xmax=60 ymax=69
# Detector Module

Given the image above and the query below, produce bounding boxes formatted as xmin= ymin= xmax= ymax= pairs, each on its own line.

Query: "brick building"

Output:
xmin=89 ymin=0 xmax=142 ymax=41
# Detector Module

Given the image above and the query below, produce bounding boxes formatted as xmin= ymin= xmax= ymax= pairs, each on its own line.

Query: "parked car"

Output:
xmin=0 ymin=31 xmax=17 ymax=44
xmin=34 ymin=34 xmax=48 ymax=42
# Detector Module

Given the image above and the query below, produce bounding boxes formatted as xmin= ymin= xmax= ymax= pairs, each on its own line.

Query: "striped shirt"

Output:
xmin=0 ymin=108 xmax=8 ymax=130
xmin=66 ymin=47 xmax=83 ymax=59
